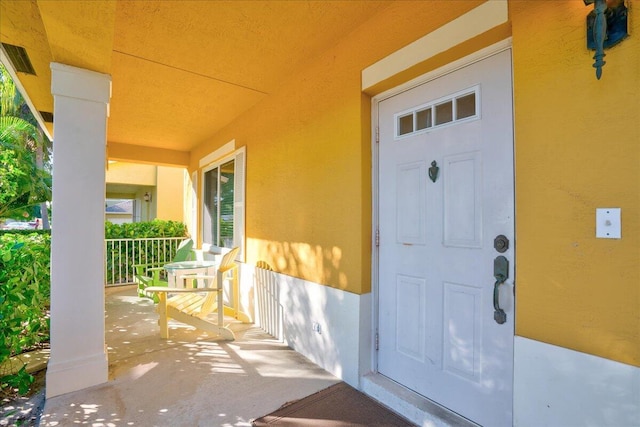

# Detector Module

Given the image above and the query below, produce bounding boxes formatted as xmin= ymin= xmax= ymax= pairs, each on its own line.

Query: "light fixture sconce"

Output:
xmin=143 ymin=192 xmax=152 ymax=202
xmin=584 ymin=0 xmax=629 ymax=79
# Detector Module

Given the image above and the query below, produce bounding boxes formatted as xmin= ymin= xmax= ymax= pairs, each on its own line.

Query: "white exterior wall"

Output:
xmin=246 ymin=260 xmax=640 ymax=427
xmin=279 ymin=275 xmax=370 ymax=387
xmin=46 ymin=63 xmax=111 ymax=397
xmin=244 ymin=265 xmax=370 ymax=388
xmin=514 ymin=337 xmax=640 ymax=427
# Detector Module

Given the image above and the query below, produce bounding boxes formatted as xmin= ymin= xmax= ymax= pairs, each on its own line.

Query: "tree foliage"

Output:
xmin=0 ymin=64 xmax=52 ymax=220
xmin=0 ymin=117 xmax=51 ymax=219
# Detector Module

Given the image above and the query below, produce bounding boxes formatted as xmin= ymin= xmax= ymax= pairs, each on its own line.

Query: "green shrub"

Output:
xmin=0 ymin=232 xmax=50 ymax=396
xmin=0 ymin=220 xmax=189 ymax=393
xmin=0 ymin=229 xmax=50 ymax=237
xmin=105 ymin=220 xmax=187 ymax=239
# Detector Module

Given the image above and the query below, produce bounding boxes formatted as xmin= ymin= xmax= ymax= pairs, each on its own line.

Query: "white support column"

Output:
xmin=46 ymin=63 xmax=111 ymax=398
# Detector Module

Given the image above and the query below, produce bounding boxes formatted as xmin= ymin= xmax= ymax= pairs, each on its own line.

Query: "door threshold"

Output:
xmin=361 ymin=373 xmax=479 ymax=427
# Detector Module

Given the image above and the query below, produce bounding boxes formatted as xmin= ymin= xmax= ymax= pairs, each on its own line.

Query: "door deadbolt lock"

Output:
xmin=494 ymin=235 xmax=509 ymax=253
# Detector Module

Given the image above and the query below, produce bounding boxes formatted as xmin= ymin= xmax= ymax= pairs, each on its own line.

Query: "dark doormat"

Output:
xmin=252 ymin=382 xmax=416 ymax=426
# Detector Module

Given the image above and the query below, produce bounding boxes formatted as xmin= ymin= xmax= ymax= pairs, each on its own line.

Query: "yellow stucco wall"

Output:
xmin=187 ymin=0 xmax=638 ymax=367
xmin=106 ymin=162 xmax=186 ymax=223
xmin=190 ymin=1 xmax=488 ymax=295
xmin=511 ymin=0 xmax=640 ymax=367
xmin=106 ymin=162 xmax=156 ymax=186
xmin=156 ymin=166 xmax=186 ymax=222
xmin=108 ymin=142 xmax=190 ymax=168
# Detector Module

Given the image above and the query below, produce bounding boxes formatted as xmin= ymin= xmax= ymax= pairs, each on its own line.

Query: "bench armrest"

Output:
xmin=146 ymin=286 xmax=222 ymax=294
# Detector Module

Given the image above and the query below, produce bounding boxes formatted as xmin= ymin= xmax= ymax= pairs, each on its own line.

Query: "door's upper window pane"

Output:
xmin=435 ymin=101 xmax=453 ymax=125
xmin=394 ymin=86 xmax=479 ymax=138
xmin=456 ymin=93 xmax=476 ymax=120
xmin=398 ymin=114 xmax=413 ymax=136
xmin=416 ymin=108 xmax=432 ymax=131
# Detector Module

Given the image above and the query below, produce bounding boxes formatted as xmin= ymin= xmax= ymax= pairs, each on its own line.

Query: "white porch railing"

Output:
xmin=254 ymin=262 xmax=283 ymax=341
xmin=105 ymin=237 xmax=185 ymax=286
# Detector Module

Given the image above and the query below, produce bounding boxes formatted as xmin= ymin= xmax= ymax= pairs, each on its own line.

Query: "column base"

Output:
xmin=45 ymin=350 xmax=108 ymax=398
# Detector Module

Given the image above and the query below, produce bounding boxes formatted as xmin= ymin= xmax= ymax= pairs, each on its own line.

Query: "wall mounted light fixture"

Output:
xmin=584 ymin=0 xmax=629 ymax=79
xmin=143 ymin=192 xmax=152 ymax=202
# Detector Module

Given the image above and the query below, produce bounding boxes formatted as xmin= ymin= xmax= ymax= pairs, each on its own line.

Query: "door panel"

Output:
xmin=442 ymin=282 xmax=482 ymax=382
xmin=396 ymin=162 xmax=427 ymax=245
xmin=377 ymin=50 xmax=514 ymax=427
xmin=396 ymin=275 xmax=426 ymax=361
xmin=443 ymin=152 xmax=482 ymax=247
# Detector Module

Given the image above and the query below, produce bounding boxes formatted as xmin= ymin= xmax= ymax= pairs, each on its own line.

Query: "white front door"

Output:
xmin=377 ymin=50 xmax=515 ymax=427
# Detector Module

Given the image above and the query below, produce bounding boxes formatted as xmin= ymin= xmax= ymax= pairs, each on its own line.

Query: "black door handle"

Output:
xmin=493 ymin=255 xmax=508 ymax=325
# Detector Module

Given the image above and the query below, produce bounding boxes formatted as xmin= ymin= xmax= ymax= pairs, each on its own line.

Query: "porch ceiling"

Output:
xmin=0 ymin=0 xmax=390 ymax=154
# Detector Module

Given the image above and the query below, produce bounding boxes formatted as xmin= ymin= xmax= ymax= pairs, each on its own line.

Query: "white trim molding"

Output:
xmin=362 ymin=0 xmax=509 ymax=92
xmin=199 ymin=139 xmax=235 ymax=168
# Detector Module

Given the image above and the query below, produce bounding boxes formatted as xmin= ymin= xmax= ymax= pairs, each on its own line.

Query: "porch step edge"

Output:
xmin=361 ymin=373 xmax=479 ymax=427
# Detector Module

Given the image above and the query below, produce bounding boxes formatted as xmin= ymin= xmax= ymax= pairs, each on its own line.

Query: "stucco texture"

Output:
xmin=155 ymin=166 xmax=186 ymax=221
xmin=511 ymin=0 xmax=640 ymax=367
xmin=190 ymin=1 xmax=484 ymax=295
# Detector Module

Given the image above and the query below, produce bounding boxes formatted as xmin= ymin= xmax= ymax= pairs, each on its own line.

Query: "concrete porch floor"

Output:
xmin=39 ymin=285 xmax=340 ymax=426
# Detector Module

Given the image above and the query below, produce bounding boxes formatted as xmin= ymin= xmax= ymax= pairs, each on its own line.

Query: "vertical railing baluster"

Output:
xmin=105 ymin=240 xmax=109 ymax=285
xmin=119 ymin=240 xmax=123 ymax=285
xmin=104 ymin=236 xmax=183 ymax=287
xmin=126 ymin=239 xmax=130 ymax=282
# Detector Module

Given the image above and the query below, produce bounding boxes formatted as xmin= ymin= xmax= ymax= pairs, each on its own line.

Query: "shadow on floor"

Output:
xmin=39 ymin=286 xmax=339 ymax=427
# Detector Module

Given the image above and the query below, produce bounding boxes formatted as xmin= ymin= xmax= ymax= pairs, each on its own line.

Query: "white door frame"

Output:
xmin=370 ymin=38 xmax=515 ymax=379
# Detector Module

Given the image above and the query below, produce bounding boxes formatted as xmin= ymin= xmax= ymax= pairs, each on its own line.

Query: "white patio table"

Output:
xmin=163 ymin=260 xmax=218 ymax=288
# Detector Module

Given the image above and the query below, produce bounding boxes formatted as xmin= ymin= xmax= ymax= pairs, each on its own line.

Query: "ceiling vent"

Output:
xmin=1 ymin=43 xmax=36 ymax=75
xmin=39 ymin=111 xmax=53 ymax=122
